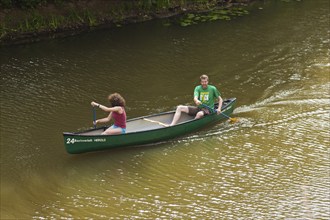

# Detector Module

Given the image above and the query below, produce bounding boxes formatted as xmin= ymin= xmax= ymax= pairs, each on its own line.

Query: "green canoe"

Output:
xmin=63 ymin=98 xmax=236 ymax=154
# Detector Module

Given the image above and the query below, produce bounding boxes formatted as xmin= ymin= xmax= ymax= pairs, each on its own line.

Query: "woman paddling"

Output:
xmin=91 ymin=93 xmax=127 ymax=135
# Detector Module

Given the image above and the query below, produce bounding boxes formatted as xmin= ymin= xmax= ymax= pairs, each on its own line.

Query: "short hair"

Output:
xmin=200 ymin=74 xmax=209 ymax=81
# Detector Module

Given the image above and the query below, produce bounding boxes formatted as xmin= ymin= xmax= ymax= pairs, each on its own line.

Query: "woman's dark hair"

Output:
xmin=108 ymin=93 xmax=126 ymax=107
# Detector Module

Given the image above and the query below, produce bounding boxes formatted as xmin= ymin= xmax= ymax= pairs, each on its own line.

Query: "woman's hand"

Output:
xmin=91 ymin=101 xmax=99 ymax=107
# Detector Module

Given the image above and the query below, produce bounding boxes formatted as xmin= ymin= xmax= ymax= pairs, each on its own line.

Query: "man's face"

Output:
xmin=201 ymin=79 xmax=208 ymax=89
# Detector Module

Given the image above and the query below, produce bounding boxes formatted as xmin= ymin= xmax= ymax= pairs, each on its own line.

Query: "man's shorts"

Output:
xmin=187 ymin=106 xmax=211 ymax=116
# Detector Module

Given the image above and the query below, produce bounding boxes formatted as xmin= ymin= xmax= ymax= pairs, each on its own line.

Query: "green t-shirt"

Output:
xmin=194 ymin=85 xmax=221 ymax=109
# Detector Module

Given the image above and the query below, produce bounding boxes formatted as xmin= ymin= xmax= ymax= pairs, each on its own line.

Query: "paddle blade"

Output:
xmin=229 ymin=117 xmax=238 ymax=123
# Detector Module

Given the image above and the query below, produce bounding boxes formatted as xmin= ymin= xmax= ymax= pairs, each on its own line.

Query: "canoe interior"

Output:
xmin=79 ymin=112 xmax=193 ymax=135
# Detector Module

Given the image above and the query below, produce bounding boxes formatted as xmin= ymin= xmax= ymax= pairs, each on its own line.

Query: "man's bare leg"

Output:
xmin=194 ymin=111 xmax=204 ymax=120
xmin=170 ymin=105 xmax=189 ymax=126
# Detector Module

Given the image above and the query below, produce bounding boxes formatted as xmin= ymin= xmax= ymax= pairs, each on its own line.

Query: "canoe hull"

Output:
xmin=63 ymin=98 xmax=236 ymax=154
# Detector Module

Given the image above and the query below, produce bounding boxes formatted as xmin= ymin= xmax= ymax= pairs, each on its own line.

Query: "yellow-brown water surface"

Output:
xmin=1 ymin=0 xmax=329 ymax=218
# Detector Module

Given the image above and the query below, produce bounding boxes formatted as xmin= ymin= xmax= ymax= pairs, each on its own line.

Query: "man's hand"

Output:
xmin=216 ymin=108 xmax=221 ymax=115
xmin=195 ymin=100 xmax=202 ymax=106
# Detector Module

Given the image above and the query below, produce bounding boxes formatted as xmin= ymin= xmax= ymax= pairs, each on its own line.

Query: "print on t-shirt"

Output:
xmin=200 ymin=92 xmax=209 ymax=102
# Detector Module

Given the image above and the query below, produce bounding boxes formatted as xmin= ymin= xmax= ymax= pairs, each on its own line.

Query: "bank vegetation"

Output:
xmin=0 ymin=0 xmax=254 ymax=45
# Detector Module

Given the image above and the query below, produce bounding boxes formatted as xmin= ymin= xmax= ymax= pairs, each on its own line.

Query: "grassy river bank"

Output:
xmin=0 ymin=0 xmax=256 ymax=46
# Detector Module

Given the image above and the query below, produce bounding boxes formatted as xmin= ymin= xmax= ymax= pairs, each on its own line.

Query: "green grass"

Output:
xmin=84 ymin=10 xmax=97 ymax=26
xmin=0 ymin=0 xmax=254 ymax=43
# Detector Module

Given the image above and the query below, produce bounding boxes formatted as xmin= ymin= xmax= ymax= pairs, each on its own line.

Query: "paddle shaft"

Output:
xmin=143 ymin=118 xmax=168 ymax=127
xmin=93 ymin=107 xmax=96 ymax=128
xmin=200 ymin=103 xmax=233 ymax=120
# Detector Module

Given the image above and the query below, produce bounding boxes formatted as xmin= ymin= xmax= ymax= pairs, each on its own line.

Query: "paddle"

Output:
xmin=200 ymin=103 xmax=238 ymax=123
xmin=143 ymin=118 xmax=169 ymax=127
xmin=92 ymin=106 xmax=97 ymax=128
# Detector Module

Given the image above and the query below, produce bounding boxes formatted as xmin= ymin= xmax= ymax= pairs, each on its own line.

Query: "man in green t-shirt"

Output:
xmin=169 ymin=74 xmax=223 ymax=126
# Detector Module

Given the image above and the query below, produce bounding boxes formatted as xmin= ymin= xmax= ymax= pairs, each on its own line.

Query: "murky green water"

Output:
xmin=1 ymin=0 xmax=329 ymax=219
